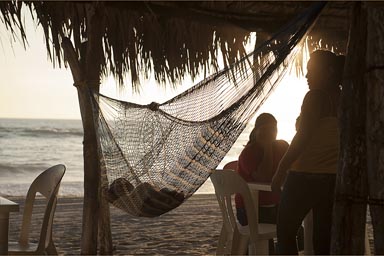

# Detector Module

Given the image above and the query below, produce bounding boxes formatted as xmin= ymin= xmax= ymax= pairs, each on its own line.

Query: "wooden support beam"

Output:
xmin=62 ymin=36 xmax=100 ymax=255
xmin=331 ymin=2 xmax=368 ymax=254
xmin=78 ymin=4 xmax=108 ymax=255
xmin=61 ymin=4 xmax=113 ymax=253
xmin=366 ymin=3 xmax=384 ymax=254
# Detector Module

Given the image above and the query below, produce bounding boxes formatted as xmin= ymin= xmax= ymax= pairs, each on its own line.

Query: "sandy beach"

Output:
xmin=7 ymin=194 xmax=374 ymax=255
xmin=8 ymin=194 xmax=222 ymax=255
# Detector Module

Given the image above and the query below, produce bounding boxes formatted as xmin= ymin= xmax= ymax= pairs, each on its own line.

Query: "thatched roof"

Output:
xmin=0 ymin=1 xmax=351 ymax=89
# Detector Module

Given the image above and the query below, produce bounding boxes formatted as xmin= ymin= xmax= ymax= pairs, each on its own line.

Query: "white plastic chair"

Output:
xmin=210 ymin=169 xmax=276 ymax=255
xmin=8 ymin=164 xmax=66 ymax=255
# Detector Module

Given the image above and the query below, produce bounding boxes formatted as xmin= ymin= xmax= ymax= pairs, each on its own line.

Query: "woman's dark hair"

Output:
xmin=254 ymin=113 xmax=277 ymax=129
xmin=248 ymin=128 xmax=257 ymax=143
xmin=246 ymin=113 xmax=277 ymax=146
xmin=310 ymin=50 xmax=345 ymax=87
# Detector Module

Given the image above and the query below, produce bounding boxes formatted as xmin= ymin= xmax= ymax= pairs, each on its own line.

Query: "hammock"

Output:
xmin=90 ymin=2 xmax=325 ymax=217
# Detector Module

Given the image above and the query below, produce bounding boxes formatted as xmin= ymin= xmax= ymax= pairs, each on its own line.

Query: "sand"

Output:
xmin=8 ymin=194 xmax=222 ymax=255
xmin=7 ymin=194 xmax=374 ymax=255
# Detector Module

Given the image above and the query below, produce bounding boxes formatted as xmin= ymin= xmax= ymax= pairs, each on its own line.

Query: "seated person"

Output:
xmin=235 ymin=113 xmax=288 ymax=225
xmin=234 ymin=113 xmax=289 ymax=253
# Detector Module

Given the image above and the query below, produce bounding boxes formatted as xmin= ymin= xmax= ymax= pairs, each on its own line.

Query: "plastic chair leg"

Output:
xmin=216 ymin=226 xmax=228 ymax=255
xmin=231 ymin=229 xmax=249 ymax=255
xmin=254 ymin=240 xmax=269 ymax=255
xmin=46 ymin=240 xmax=58 ymax=255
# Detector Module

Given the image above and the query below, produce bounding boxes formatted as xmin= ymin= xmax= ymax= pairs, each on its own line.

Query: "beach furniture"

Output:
xmin=0 ymin=197 xmax=19 ymax=254
xmin=211 ymin=169 xmax=276 ymax=255
xmin=8 ymin=164 xmax=66 ymax=255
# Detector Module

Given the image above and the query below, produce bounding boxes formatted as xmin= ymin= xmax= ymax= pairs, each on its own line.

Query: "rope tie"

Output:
xmin=148 ymin=102 xmax=160 ymax=111
xmin=73 ymin=80 xmax=100 ymax=88
xmin=73 ymin=81 xmax=86 ymax=88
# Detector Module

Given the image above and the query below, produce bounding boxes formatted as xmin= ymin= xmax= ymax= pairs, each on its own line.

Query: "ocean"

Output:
xmin=0 ymin=118 xmax=250 ymax=197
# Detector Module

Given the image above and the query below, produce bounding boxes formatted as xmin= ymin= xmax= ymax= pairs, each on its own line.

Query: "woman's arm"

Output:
xmin=271 ymin=91 xmax=325 ymax=191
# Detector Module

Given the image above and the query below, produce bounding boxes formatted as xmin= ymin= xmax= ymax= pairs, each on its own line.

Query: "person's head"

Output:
xmin=252 ymin=113 xmax=277 ymax=143
xmin=306 ymin=50 xmax=345 ymax=91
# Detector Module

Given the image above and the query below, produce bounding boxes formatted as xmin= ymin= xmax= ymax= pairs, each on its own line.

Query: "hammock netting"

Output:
xmin=90 ymin=2 xmax=325 ymax=217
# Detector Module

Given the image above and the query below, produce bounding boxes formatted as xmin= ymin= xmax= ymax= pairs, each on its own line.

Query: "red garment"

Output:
xmin=235 ymin=140 xmax=289 ymax=208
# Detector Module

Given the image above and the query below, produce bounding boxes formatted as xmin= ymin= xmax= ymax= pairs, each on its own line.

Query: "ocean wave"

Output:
xmin=0 ymin=162 xmax=50 ymax=174
xmin=20 ymin=127 xmax=83 ymax=137
xmin=0 ymin=163 xmax=19 ymax=172
xmin=0 ymin=182 xmax=84 ymax=197
xmin=0 ymin=126 xmax=83 ymax=138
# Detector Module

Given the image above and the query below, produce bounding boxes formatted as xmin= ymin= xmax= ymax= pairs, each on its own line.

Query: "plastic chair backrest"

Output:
xmin=210 ymin=169 xmax=259 ymax=242
xmin=19 ymin=164 xmax=66 ymax=251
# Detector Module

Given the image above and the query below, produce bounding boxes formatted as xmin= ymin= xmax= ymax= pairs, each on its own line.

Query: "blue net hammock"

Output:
xmin=90 ymin=2 xmax=326 ymax=217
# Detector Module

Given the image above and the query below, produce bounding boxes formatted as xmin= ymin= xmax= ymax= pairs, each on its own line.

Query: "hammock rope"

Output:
xmin=90 ymin=2 xmax=326 ymax=217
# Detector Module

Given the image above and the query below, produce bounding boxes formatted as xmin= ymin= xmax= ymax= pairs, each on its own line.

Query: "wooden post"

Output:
xmin=366 ymin=3 xmax=384 ymax=254
xmin=79 ymin=5 xmax=102 ymax=255
xmin=80 ymin=4 xmax=114 ymax=255
xmin=62 ymin=37 xmax=101 ymax=255
xmin=62 ymin=3 xmax=113 ymax=254
xmin=331 ymin=2 xmax=368 ymax=254
xmin=99 ymin=170 xmax=113 ymax=255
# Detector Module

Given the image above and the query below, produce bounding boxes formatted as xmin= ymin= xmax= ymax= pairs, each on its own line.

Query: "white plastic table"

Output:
xmin=0 ymin=196 xmax=19 ymax=255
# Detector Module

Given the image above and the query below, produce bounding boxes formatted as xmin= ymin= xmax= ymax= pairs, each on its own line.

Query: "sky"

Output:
xmin=0 ymin=11 xmax=309 ymax=142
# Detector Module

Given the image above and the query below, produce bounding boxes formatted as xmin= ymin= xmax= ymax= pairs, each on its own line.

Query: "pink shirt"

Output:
xmin=234 ymin=140 xmax=288 ymax=208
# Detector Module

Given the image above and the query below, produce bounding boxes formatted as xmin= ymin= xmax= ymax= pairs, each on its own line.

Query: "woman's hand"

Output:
xmin=253 ymin=141 xmax=273 ymax=180
xmin=271 ymin=165 xmax=287 ymax=193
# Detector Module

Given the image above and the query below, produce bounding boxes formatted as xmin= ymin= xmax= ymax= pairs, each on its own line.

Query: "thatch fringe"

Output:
xmin=0 ymin=1 xmax=350 ymax=90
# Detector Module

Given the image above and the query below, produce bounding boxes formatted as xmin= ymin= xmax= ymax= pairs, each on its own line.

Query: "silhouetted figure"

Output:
xmin=272 ymin=50 xmax=345 ymax=255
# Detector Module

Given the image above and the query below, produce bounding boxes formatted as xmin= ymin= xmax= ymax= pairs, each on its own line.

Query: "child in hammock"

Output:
xmin=107 ymin=178 xmax=184 ymax=217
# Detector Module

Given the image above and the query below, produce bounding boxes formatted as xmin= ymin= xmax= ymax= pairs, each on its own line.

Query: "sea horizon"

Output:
xmin=0 ymin=117 xmax=249 ymax=197
xmin=0 ymin=116 xmax=82 ymax=121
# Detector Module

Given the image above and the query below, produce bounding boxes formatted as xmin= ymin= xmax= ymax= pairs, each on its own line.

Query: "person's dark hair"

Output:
xmin=310 ymin=50 xmax=345 ymax=88
xmin=245 ymin=113 xmax=277 ymax=146
xmin=248 ymin=128 xmax=257 ymax=143
xmin=254 ymin=113 xmax=277 ymax=129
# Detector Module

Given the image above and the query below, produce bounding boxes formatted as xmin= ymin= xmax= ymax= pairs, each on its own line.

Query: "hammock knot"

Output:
xmin=148 ymin=102 xmax=160 ymax=111
xmin=73 ymin=81 xmax=85 ymax=88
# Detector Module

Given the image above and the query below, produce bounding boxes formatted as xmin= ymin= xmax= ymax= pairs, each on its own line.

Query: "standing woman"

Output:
xmin=271 ymin=50 xmax=345 ymax=255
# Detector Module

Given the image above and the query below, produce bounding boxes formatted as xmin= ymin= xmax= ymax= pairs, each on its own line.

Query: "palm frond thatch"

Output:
xmin=0 ymin=1 xmax=350 ymax=90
